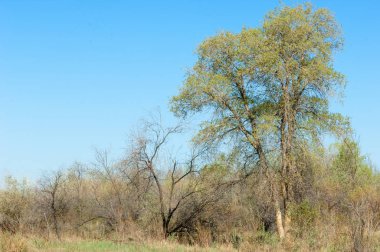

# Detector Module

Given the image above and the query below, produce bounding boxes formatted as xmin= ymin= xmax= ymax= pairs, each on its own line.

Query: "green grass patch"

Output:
xmin=28 ymin=238 xmax=232 ymax=252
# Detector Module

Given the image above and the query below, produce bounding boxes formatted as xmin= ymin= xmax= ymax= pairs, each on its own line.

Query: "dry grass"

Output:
xmin=25 ymin=237 xmax=236 ymax=252
xmin=0 ymin=233 xmax=28 ymax=252
xmin=1 ymin=230 xmax=379 ymax=252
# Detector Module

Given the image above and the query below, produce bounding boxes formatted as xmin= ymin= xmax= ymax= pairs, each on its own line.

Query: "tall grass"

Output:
xmin=0 ymin=233 xmax=28 ymax=252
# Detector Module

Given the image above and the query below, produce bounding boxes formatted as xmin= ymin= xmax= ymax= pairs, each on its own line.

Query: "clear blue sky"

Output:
xmin=0 ymin=0 xmax=379 ymax=181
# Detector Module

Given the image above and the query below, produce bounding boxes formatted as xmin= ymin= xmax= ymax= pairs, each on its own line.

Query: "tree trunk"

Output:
xmin=279 ymin=79 xmax=296 ymax=239
xmin=51 ymin=196 xmax=61 ymax=240
xmin=284 ymin=211 xmax=291 ymax=237
xmin=53 ymin=212 xmax=60 ymax=240
xmin=148 ymin=162 xmax=169 ymax=239
xmin=275 ymin=199 xmax=285 ymax=240
xmin=162 ymin=218 xmax=169 ymax=239
xmin=258 ymin=144 xmax=287 ymax=240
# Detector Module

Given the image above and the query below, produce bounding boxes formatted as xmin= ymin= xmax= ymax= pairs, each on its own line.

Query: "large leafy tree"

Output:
xmin=171 ymin=4 xmax=348 ymax=239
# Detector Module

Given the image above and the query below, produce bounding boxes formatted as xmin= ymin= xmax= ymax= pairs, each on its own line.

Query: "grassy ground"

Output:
xmin=27 ymin=238 xmax=234 ymax=252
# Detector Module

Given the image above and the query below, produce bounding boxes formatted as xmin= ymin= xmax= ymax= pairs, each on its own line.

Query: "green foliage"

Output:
xmin=289 ymin=200 xmax=318 ymax=237
xmin=171 ymin=3 xmax=349 ymax=164
xmin=254 ymin=230 xmax=279 ymax=246
xmin=331 ymin=138 xmax=373 ymax=188
xmin=230 ymin=231 xmax=242 ymax=250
